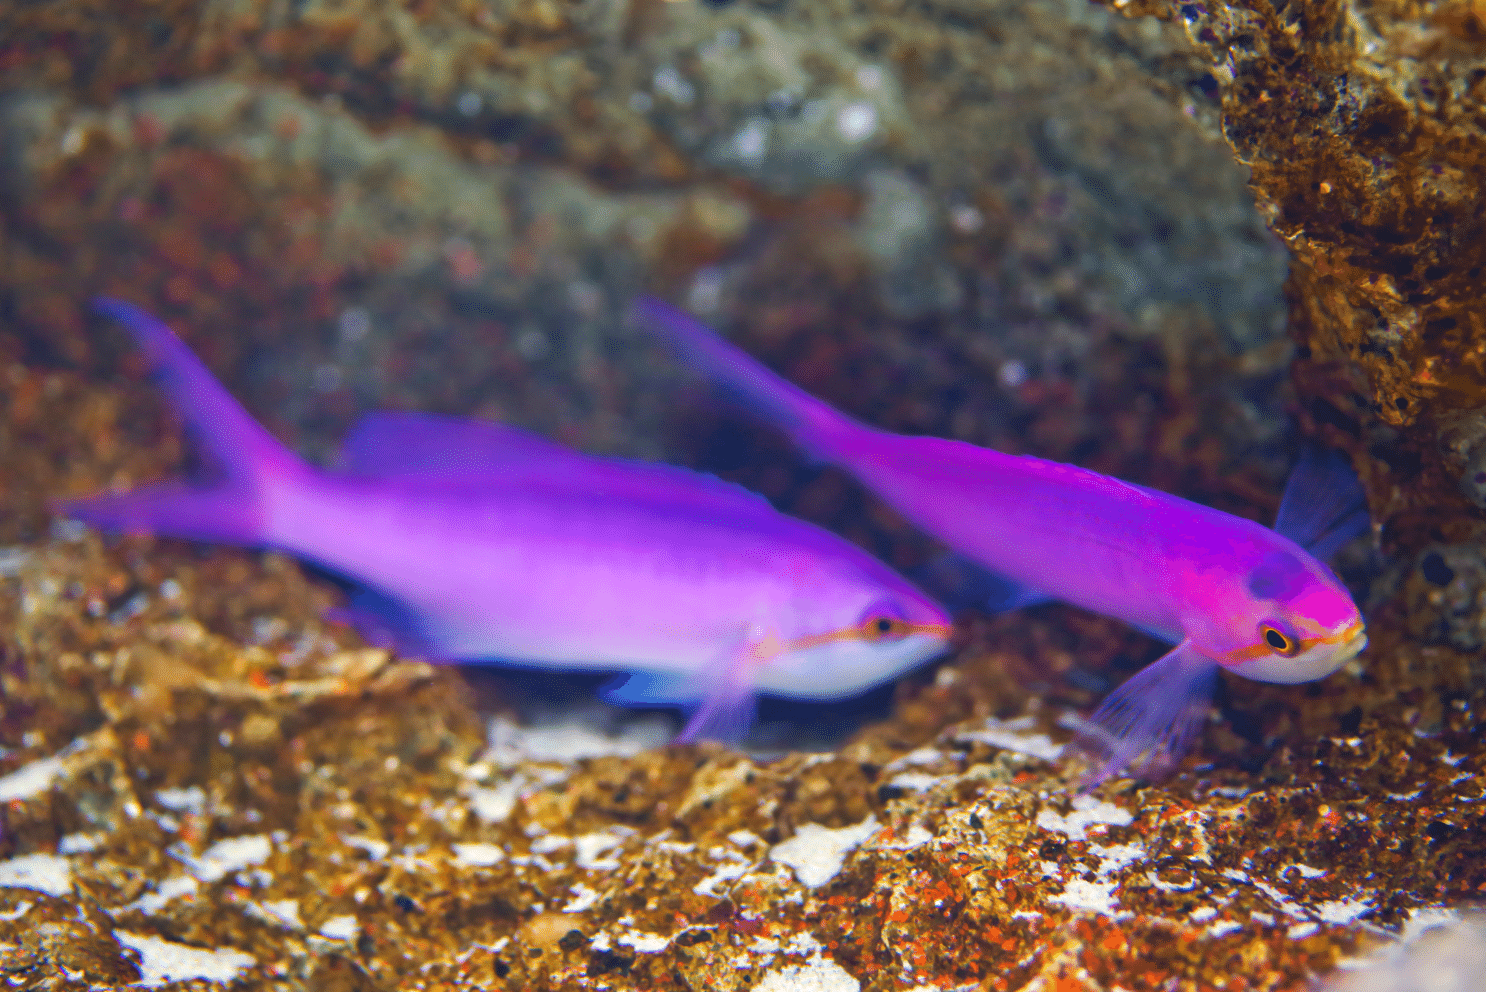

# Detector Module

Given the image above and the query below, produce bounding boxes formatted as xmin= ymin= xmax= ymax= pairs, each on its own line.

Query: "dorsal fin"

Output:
xmin=337 ymin=411 xmax=776 ymax=518
xmin=339 ymin=412 xmax=574 ymax=476
xmin=1273 ymin=446 xmax=1371 ymax=561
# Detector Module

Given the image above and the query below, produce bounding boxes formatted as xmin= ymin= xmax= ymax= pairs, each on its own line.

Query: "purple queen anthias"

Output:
xmin=637 ymin=298 xmax=1371 ymax=783
xmin=56 ymin=299 xmax=953 ymax=741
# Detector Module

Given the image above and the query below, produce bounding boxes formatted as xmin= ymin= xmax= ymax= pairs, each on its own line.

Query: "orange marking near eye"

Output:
xmin=1223 ymin=619 xmax=1364 ymax=664
xmin=783 ymin=620 xmax=953 ymax=653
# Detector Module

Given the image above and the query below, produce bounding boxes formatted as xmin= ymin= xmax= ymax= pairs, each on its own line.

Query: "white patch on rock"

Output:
xmin=484 ymin=712 xmax=669 ymax=766
xmin=564 ymin=884 xmax=600 ymax=913
xmin=0 ymin=900 xmax=32 ymax=921
xmin=452 ymin=842 xmax=506 ymax=867
xmin=114 ymin=931 xmax=255 ymax=987
xmin=248 ymin=899 xmax=303 ymax=930
xmin=1089 ymin=842 xmax=1145 ymax=876
xmin=835 ymin=101 xmax=878 ymax=143
xmin=1035 ymin=795 xmax=1133 ymax=840
xmin=727 ymin=830 xmax=764 ymax=849
xmin=694 ymin=860 xmax=751 ymax=898
xmin=530 ymin=833 xmax=570 ymax=855
xmin=618 ymin=930 xmax=670 ymax=953
xmin=123 ymin=875 xmax=199 ymax=914
xmin=888 ymin=772 xmax=947 ymax=791
xmin=467 ymin=776 xmax=524 ymax=823
xmin=342 ymin=835 xmax=390 ymax=860
xmin=575 ymin=830 xmax=630 ymax=870
xmin=57 ymin=832 xmax=103 ymax=854
xmin=874 ymin=823 xmax=934 ymax=850
xmin=0 ymin=546 xmax=32 ymax=577
xmin=958 ymin=716 xmax=1064 ymax=762
xmin=1049 ymin=878 xmax=1121 ymax=917
xmin=1315 ymin=897 xmax=1373 ymax=925
xmin=0 ymin=853 xmax=71 ymax=897
xmin=175 ymin=835 xmax=272 ymax=883
xmin=154 ymin=785 xmax=207 ymax=815
xmin=0 ymin=756 xmax=65 ymax=802
xmin=319 ymin=915 xmax=359 ymax=941
xmin=770 ymin=816 xmax=878 ymax=889
xmin=751 ymin=953 xmax=860 ymax=992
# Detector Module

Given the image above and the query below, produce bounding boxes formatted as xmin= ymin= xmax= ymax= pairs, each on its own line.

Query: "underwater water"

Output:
xmin=0 ymin=0 xmax=1483 ymax=989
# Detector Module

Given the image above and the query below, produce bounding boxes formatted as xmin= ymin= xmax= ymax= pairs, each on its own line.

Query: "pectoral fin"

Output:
xmin=1070 ymin=640 xmax=1218 ymax=787
xmin=600 ymin=637 xmax=764 ymax=746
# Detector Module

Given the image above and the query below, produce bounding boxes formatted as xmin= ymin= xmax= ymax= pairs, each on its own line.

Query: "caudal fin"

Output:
xmin=52 ymin=298 xmax=309 ymax=546
xmin=634 ymin=297 xmax=871 ymax=464
xmin=1273 ymin=446 xmax=1371 ymax=562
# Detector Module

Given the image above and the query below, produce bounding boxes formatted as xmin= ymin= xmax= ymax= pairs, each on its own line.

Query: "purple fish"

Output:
xmin=637 ymin=298 xmax=1370 ymax=782
xmin=57 ymin=299 xmax=952 ymax=741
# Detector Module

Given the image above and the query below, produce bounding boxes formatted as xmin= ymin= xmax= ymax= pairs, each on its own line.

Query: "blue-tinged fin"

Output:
xmin=325 ymin=585 xmax=442 ymax=658
xmin=634 ymin=296 xmax=865 ymax=464
xmin=1273 ymin=446 xmax=1371 ymax=561
xmin=603 ymin=636 xmax=762 ymax=745
xmin=1072 ymin=639 xmax=1218 ymax=787
xmin=600 ymin=670 xmax=706 ymax=707
xmin=338 ymin=409 xmax=777 ymax=519
xmin=914 ymin=551 xmax=1053 ymax=614
xmin=340 ymin=412 xmax=574 ymax=477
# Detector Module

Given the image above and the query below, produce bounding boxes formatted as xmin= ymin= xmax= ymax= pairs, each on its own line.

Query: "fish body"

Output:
xmin=638 ymin=298 xmax=1370 ymax=780
xmin=59 ymin=299 xmax=953 ymax=739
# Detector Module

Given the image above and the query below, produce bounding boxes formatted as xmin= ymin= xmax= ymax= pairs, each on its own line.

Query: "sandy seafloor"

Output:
xmin=1 ymin=0 xmax=1484 ymax=989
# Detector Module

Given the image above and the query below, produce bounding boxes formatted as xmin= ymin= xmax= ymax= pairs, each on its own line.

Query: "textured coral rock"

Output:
xmin=1 ymin=358 xmax=1483 ymax=992
xmin=2 ymin=0 xmax=1485 ymax=990
xmin=1103 ymin=0 xmax=1486 ymax=548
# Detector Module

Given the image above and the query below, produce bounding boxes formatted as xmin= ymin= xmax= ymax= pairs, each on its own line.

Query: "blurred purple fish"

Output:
xmin=57 ymin=299 xmax=952 ymax=741
xmin=637 ymin=298 xmax=1370 ymax=782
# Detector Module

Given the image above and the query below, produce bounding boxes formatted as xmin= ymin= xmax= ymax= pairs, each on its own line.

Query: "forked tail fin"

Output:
xmin=634 ymin=297 xmax=873 ymax=464
xmin=1273 ymin=445 xmax=1371 ymax=562
xmin=52 ymin=298 xmax=310 ymax=546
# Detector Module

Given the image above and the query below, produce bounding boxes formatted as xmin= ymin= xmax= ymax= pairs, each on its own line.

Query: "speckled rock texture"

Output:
xmin=1103 ymin=0 xmax=1486 ymax=549
xmin=1 ymin=0 xmax=1485 ymax=990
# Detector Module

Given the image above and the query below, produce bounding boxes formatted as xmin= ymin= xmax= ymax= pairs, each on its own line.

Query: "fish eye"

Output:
xmin=1258 ymin=622 xmax=1299 ymax=657
xmin=861 ymin=614 xmax=909 ymax=641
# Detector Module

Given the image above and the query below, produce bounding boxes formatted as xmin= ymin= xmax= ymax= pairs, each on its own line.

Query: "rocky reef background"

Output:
xmin=0 ymin=0 xmax=1483 ymax=989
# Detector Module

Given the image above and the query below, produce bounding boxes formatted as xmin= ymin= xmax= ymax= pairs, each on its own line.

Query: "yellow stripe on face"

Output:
xmin=784 ymin=620 xmax=953 ymax=653
xmin=1317 ymin=620 xmax=1365 ymax=647
xmin=1224 ymin=619 xmax=1365 ymax=665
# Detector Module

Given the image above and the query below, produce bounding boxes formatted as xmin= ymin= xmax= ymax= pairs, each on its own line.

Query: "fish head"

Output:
xmin=757 ymin=573 xmax=954 ymax=700
xmin=1211 ymin=544 xmax=1366 ymax=684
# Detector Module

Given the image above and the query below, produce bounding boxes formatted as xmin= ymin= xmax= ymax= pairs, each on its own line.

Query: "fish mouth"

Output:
xmin=1333 ymin=624 xmax=1368 ymax=663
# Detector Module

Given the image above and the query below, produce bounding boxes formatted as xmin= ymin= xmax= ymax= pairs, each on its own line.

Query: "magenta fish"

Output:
xmin=637 ymin=298 xmax=1370 ymax=782
xmin=57 ymin=299 xmax=952 ymax=741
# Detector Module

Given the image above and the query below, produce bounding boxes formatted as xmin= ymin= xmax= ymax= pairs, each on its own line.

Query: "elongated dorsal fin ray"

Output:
xmin=1274 ymin=446 xmax=1370 ymax=561
xmin=634 ymin=297 xmax=867 ymax=463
